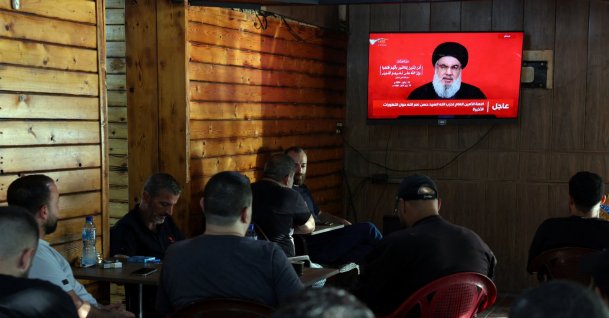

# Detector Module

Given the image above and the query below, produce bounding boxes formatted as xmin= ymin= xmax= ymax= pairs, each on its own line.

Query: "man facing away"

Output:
xmin=286 ymin=147 xmax=382 ymax=265
xmin=110 ymin=172 xmax=184 ymax=259
xmin=251 ymin=154 xmax=316 ymax=257
xmin=355 ymin=174 xmax=496 ymax=316
xmin=7 ymin=175 xmax=133 ymax=318
xmin=408 ymin=42 xmax=486 ymax=100
xmin=156 ymin=171 xmax=303 ymax=315
xmin=110 ymin=172 xmax=184 ymax=318
xmin=0 ymin=206 xmax=78 ymax=318
xmin=527 ymin=171 xmax=609 ymax=271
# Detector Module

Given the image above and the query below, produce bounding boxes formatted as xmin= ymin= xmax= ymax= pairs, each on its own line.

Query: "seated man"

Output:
xmin=0 ymin=206 xmax=78 ymax=318
xmin=527 ymin=171 xmax=609 ymax=271
xmin=355 ymin=174 xmax=496 ymax=316
xmin=251 ymin=154 xmax=315 ymax=257
xmin=7 ymin=175 xmax=133 ymax=318
xmin=270 ymin=287 xmax=374 ymax=318
xmin=156 ymin=171 xmax=303 ymax=315
xmin=110 ymin=172 xmax=184 ymax=258
xmin=110 ymin=172 xmax=184 ymax=318
xmin=286 ymin=147 xmax=382 ymax=265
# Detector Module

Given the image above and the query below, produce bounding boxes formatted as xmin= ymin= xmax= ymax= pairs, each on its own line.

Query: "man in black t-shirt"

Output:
xmin=0 ymin=206 xmax=78 ymax=318
xmin=252 ymin=154 xmax=315 ymax=257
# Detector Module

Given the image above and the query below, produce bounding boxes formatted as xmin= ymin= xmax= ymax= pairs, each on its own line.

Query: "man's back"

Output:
xmin=251 ymin=180 xmax=311 ymax=257
xmin=156 ymin=235 xmax=303 ymax=315
xmin=0 ymin=274 xmax=78 ymax=318
xmin=527 ymin=216 xmax=609 ymax=269
xmin=356 ymin=215 xmax=496 ymax=315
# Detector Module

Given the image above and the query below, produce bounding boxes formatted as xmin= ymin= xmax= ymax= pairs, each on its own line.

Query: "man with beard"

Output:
xmin=7 ymin=175 xmax=133 ymax=318
xmin=286 ymin=147 xmax=382 ymax=266
xmin=0 ymin=206 xmax=78 ymax=317
xmin=408 ymin=42 xmax=486 ymax=100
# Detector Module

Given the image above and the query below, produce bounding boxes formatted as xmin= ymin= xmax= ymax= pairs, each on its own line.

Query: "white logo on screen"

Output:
xmin=369 ymin=38 xmax=386 ymax=45
xmin=491 ymin=103 xmax=510 ymax=111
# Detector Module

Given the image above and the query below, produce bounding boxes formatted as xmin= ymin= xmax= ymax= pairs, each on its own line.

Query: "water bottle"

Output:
xmin=601 ymin=204 xmax=609 ymax=216
xmin=81 ymin=216 xmax=97 ymax=267
xmin=245 ymin=224 xmax=257 ymax=240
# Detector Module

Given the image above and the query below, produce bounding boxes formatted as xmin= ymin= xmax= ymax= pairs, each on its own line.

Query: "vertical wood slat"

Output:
xmin=97 ymin=0 xmax=110 ymax=259
xmin=126 ymin=0 xmax=159 ymax=205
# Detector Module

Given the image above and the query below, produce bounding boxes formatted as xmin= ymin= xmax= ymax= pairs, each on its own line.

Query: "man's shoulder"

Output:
xmin=408 ymin=82 xmax=435 ymax=99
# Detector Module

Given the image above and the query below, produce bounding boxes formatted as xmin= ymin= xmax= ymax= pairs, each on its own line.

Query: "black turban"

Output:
xmin=432 ymin=42 xmax=469 ymax=69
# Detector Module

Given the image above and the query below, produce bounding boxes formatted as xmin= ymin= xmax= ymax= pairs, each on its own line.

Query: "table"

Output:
xmin=72 ymin=262 xmax=340 ymax=316
xmin=73 ymin=263 xmax=160 ymax=318
xmin=312 ymin=223 xmax=344 ymax=235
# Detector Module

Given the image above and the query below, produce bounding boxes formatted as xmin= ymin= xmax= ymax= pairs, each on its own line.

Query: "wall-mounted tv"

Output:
xmin=367 ymin=32 xmax=524 ymax=125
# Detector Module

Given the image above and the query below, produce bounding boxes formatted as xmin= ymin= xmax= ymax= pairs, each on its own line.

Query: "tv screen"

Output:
xmin=367 ymin=32 xmax=524 ymax=125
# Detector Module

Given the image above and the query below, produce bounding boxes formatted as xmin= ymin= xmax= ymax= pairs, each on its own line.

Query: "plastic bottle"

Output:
xmin=601 ymin=204 xmax=609 ymax=216
xmin=245 ymin=224 xmax=258 ymax=240
xmin=81 ymin=216 xmax=97 ymax=267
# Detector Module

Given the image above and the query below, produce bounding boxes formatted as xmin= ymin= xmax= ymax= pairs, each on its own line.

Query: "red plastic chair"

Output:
xmin=382 ymin=272 xmax=497 ymax=318
xmin=528 ymin=247 xmax=598 ymax=285
xmin=170 ymin=298 xmax=273 ymax=318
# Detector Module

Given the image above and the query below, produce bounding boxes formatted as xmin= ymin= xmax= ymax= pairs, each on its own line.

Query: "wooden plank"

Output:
xmin=60 ymin=192 xmax=102 ymax=219
xmin=109 ymin=171 xmax=128 ymax=188
xmin=189 ymin=43 xmax=346 ymax=77
xmin=45 ymin=215 xmax=102 ymax=245
xmin=189 ymin=82 xmax=345 ymax=105
xmin=461 ymin=0 xmax=491 ymax=31
xmin=552 ymin=0 xmax=589 ymax=151
xmin=107 ymin=41 xmax=125 ymax=57
xmin=106 ymin=25 xmax=125 ymax=41
xmin=399 ymin=3 xmax=430 ymax=31
xmin=188 ymin=22 xmax=346 ymax=64
xmin=109 ymin=138 xmax=128 ymax=155
xmin=126 ymin=0 xmax=159 ymax=208
xmin=190 ymin=134 xmax=342 ymax=158
xmin=0 ymin=65 xmax=98 ymax=96
xmin=0 ymin=10 xmax=97 ymax=48
xmin=106 ymin=8 xmax=125 ymax=25
xmin=187 ymin=6 xmax=347 ymax=49
xmin=108 ymin=107 xmax=127 ymax=123
xmin=107 ymin=90 xmax=126 ymax=106
xmin=429 ymin=2 xmax=460 ymax=31
xmin=0 ymin=0 xmax=96 ymax=24
xmin=0 ymin=168 xmax=101 ymax=201
xmin=107 ymin=58 xmax=126 ymax=74
xmin=109 ymin=155 xmax=128 ymax=171
xmin=0 ymin=93 xmax=98 ymax=119
xmin=0 ymin=145 xmax=101 ymax=173
xmin=0 ymin=121 xmax=100 ymax=145
xmin=305 ymin=174 xmax=342 ymax=192
xmin=109 ymin=187 xmax=129 ymax=202
xmin=109 ymin=201 xmax=129 ymax=219
xmin=188 ymin=62 xmax=345 ymax=91
xmin=190 ymin=101 xmax=343 ymax=120
xmin=107 ymin=74 xmax=126 ymax=90
xmin=51 ymin=237 xmax=102 ymax=264
xmin=108 ymin=122 xmax=127 ymax=139
xmin=584 ymin=0 xmax=609 ymax=150
xmin=190 ymin=119 xmax=337 ymax=139
xmin=0 ymin=38 xmax=97 ymax=72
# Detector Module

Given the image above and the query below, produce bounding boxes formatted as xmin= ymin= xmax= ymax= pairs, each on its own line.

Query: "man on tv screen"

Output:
xmin=408 ymin=41 xmax=486 ymax=100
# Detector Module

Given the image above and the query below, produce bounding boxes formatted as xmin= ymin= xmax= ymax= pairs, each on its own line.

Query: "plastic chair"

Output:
xmin=382 ymin=272 xmax=496 ymax=318
xmin=528 ymin=247 xmax=598 ymax=285
xmin=170 ymin=298 xmax=273 ymax=318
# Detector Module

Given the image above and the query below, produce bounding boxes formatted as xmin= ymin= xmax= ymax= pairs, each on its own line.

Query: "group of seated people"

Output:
xmin=2 ymin=144 xmax=609 ymax=317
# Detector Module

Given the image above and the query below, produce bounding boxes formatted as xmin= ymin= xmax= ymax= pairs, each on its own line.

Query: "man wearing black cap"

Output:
xmin=527 ymin=171 xmax=609 ymax=271
xmin=408 ymin=42 xmax=486 ymax=100
xmin=354 ymin=174 xmax=496 ymax=316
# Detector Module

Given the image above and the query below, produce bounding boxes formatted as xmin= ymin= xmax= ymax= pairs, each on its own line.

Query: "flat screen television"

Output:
xmin=367 ymin=31 xmax=524 ymax=125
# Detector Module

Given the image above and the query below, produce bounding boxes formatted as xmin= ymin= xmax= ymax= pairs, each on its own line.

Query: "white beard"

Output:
xmin=432 ymin=73 xmax=462 ymax=98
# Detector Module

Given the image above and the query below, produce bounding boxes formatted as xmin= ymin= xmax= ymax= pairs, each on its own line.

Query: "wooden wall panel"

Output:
xmin=0 ymin=0 xmax=107 ymax=299
xmin=187 ymin=8 xmax=346 ymax=234
xmin=345 ymin=0 xmax=609 ymax=293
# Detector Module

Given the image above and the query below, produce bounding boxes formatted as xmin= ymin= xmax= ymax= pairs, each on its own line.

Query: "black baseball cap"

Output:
xmin=397 ymin=174 xmax=438 ymax=201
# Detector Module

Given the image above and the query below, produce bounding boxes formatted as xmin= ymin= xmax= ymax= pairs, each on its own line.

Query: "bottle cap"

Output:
xmin=86 ymin=216 xmax=94 ymax=222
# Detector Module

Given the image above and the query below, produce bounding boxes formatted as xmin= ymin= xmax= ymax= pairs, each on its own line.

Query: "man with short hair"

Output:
xmin=157 ymin=171 xmax=303 ymax=315
xmin=527 ymin=171 xmax=609 ymax=271
xmin=271 ymin=287 xmax=374 ymax=318
xmin=408 ymin=42 xmax=486 ymax=100
xmin=0 ymin=206 xmax=78 ymax=318
xmin=355 ymin=174 xmax=496 ymax=316
xmin=252 ymin=154 xmax=315 ymax=257
xmin=7 ymin=175 xmax=133 ymax=318
xmin=285 ymin=147 xmax=382 ymax=265
xmin=110 ymin=172 xmax=184 ymax=258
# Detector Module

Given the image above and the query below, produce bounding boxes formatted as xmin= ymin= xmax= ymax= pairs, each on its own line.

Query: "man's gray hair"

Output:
xmin=143 ymin=173 xmax=182 ymax=198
